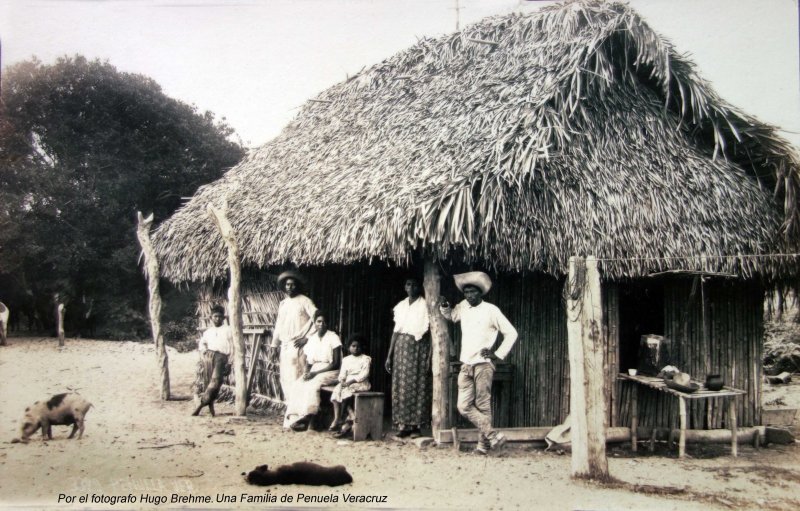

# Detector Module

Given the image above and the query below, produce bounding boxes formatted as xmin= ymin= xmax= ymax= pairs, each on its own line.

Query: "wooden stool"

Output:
xmin=352 ymin=392 xmax=384 ymax=442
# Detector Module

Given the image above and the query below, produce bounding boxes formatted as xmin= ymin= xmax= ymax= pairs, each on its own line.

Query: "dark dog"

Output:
xmin=243 ymin=462 xmax=353 ymax=487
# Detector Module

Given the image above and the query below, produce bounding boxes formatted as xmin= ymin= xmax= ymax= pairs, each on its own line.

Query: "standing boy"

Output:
xmin=192 ymin=304 xmax=233 ymax=417
xmin=439 ymin=271 xmax=518 ymax=454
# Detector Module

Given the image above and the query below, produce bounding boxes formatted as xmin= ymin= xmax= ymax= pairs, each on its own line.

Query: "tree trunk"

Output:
xmin=207 ymin=203 xmax=247 ymax=416
xmin=136 ymin=212 xmax=170 ymax=400
xmin=424 ymin=257 xmax=451 ymax=437
xmin=566 ymin=256 xmax=609 ymax=480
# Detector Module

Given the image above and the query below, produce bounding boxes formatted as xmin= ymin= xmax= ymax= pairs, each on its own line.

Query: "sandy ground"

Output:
xmin=0 ymin=337 xmax=799 ymax=511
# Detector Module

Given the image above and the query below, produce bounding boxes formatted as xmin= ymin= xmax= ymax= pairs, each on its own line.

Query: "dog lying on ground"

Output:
xmin=243 ymin=462 xmax=353 ymax=486
xmin=11 ymin=393 xmax=93 ymax=443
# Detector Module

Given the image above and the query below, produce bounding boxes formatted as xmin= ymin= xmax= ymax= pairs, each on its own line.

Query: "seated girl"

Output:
xmin=284 ymin=311 xmax=342 ymax=431
xmin=330 ymin=334 xmax=371 ymax=438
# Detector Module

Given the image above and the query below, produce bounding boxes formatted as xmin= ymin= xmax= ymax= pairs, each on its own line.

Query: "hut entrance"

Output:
xmin=618 ymin=280 xmax=665 ymax=373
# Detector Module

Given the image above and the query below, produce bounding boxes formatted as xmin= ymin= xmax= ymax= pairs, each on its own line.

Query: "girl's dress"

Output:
xmin=331 ymin=353 xmax=372 ymax=402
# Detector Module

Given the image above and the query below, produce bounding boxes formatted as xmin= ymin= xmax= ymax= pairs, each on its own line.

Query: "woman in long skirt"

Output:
xmin=385 ymin=277 xmax=431 ymax=438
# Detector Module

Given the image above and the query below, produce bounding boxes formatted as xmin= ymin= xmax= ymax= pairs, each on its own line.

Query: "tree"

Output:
xmin=0 ymin=55 xmax=245 ymax=337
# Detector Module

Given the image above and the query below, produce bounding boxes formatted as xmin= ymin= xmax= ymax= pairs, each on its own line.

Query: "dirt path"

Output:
xmin=0 ymin=337 xmax=798 ymax=510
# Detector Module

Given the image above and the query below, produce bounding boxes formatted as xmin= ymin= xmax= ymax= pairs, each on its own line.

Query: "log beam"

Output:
xmin=136 ymin=212 xmax=171 ymax=400
xmin=435 ymin=426 xmax=767 ymax=445
xmin=567 ymin=256 xmax=609 ymax=479
xmin=207 ymin=203 xmax=247 ymax=416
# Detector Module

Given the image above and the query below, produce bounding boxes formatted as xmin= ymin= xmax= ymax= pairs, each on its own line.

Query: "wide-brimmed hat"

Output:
xmin=453 ymin=271 xmax=492 ymax=295
xmin=277 ymin=270 xmax=307 ymax=290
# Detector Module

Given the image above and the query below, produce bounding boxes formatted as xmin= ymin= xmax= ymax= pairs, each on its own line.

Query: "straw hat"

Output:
xmin=453 ymin=271 xmax=492 ymax=295
xmin=277 ymin=270 xmax=307 ymax=290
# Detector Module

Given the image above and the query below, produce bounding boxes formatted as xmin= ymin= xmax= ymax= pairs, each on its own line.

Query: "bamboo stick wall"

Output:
xmin=488 ymin=273 xmax=570 ymax=427
xmin=195 ymin=267 xmax=763 ymax=429
xmin=615 ymin=278 xmax=763 ymax=429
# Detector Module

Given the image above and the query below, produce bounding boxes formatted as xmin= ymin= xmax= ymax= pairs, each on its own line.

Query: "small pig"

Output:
xmin=12 ymin=393 xmax=92 ymax=443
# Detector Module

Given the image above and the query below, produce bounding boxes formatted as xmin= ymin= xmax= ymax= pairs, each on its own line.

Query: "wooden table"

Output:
xmin=619 ymin=374 xmax=745 ymax=458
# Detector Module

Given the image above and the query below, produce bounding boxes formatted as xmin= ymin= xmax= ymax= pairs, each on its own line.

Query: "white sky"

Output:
xmin=1 ymin=0 xmax=798 ymax=149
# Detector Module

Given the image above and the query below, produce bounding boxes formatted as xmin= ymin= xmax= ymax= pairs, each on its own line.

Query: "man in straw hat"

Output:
xmin=270 ymin=270 xmax=318 ymax=428
xmin=192 ymin=304 xmax=233 ymax=417
xmin=439 ymin=271 xmax=518 ymax=454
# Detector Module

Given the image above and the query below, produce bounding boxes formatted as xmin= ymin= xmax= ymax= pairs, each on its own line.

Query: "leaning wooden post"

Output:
xmin=566 ymin=256 xmax=609 ymax=480
xmin=424 ymin=257 xmax=451 ymax=439
xmin=54 ymin=293 xmax=66 ymax=347
xmin=207 ymin=202 xmax=246 ymax=416
xmin=136 ymin=212 xmax=171 ymax=400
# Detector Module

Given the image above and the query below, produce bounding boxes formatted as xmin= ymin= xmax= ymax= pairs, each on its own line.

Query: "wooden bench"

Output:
xmin=321 ymin=386 xmax=384 ymax=441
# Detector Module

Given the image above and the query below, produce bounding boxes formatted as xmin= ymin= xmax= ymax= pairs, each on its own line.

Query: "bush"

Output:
xmin=163 ymin=316 xmax=199 ymax=353
xmin=764 ymin=310 xmax=800 ymax=374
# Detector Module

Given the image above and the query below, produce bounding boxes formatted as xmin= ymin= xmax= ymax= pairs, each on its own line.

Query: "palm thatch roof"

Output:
xmin=153 ymin=0 xmax=800 ymax=283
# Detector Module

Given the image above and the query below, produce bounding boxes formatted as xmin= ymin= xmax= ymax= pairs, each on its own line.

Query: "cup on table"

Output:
xmin=627 ymin=368 xmax=637 ymax=376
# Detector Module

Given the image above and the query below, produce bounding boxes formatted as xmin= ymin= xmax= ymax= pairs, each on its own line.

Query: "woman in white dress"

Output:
xmin=285 ymin=310 xmax=342 ymax=431
xmin=270 ymin=270 xmax=318 ymax=428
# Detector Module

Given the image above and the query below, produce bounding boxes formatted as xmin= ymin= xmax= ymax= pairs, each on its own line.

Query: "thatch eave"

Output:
xmin=152 ymin=0 xmax=800 ymax=284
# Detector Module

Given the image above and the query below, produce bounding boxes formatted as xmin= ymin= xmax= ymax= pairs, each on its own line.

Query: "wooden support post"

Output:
xmin=424 ymin=257 xmax=451 ymax=438
xmin=207 ymin=203 xmax=246 ymax=416
xmin=0 ymin=301 xmax=8 ymax=346
xmin=678 ymin=396 xmax=687 ymax=458
xmin=649 ymin=426 xmax=657 ymax=452
xmin=729 ymin=397 xmax=738 ymax=457
xmin=136 ymin=212 xmax=171 ymax=400
xmin=631 ymin=383 xmax=638 ymax=452
xmin=55 ymin=296 xmax=66 ymax=348
xmin=566 ymin=256 xmax=608 ymax=479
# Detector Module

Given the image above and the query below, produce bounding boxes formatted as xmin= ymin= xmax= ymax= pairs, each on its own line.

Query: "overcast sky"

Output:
xmin=1 ymin=0 xmax=798 ymax=149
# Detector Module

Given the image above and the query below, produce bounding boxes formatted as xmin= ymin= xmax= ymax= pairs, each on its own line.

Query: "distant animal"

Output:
xmin=12 ymin=393 xmax=93 ymax=443
xmin=243 ymin=462 xmax=353 ymax=487
xmin=0 ymin=301 xmax=8 ymax=345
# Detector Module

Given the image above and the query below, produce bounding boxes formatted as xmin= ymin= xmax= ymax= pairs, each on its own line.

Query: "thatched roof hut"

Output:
xmin=152 ymin=1 xmax=800 ymax=434
xmin=154 ymin=0 xmax=800 ymax=284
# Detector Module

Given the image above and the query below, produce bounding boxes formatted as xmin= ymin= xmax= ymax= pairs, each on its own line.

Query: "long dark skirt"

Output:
xmin=195 ymin=350 xmax=229 ymax=405
xmin=391 ymin=333 xmax=432 ymax=428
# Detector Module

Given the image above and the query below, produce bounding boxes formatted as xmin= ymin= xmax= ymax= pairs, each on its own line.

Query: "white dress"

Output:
xmin=331 ymin=354 xmax=372 ymax=402
xmin=284 ymin=330 xmax=342 ymax=425
xmin=272 ymin=294 xmax=317 ymax=426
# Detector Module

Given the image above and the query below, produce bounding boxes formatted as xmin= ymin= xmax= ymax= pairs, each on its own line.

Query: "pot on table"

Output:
xmin=705 ymin=374 xmax=724 ymax=391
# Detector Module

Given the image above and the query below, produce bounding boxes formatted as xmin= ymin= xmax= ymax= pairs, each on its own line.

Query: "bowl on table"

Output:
xmin=665 ymin=379 xmax=700 ymax=393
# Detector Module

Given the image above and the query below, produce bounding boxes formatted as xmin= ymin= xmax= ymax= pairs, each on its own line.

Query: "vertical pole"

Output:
xmin=630 ymin=383 xmax=638 ymax=452
xmin=424 ymin=257 xmax=451 ymax=439
xmin=0 ymin=301 xmax=8 ymax=345
xmin=567 ymin=256 xmax=609 ymax=479
xmin=55 ymin=294 xmax=66 ymax=348
xmin=136 ymin=212 xmax=171 ymax=400
xmin=207 ymin=202 xmax=246 ymax=416
xmin=729 ymin=397 xmax=738 ymax=457
xmin=678 ymin=396 xmax=687 ymax=458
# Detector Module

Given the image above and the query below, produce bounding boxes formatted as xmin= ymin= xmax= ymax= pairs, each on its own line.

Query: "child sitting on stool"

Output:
xmin=330 ymin=334 xmax=371 ymax=438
